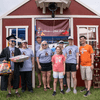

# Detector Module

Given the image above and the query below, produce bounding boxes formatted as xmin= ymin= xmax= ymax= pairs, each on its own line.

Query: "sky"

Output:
xmin=0 ymin=0 xmax=100 ymax=16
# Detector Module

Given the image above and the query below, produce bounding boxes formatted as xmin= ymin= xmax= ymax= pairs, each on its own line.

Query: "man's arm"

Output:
xmin=91 ymin=53 xmax=94 ymax=65
xmin=76 ymin=52 xmax=79 ymax=64
xmin=76 ymin=52 xmax=79 ymax=70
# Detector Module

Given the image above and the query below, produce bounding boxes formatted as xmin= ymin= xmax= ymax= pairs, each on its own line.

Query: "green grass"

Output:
xmin=0 ymin=74 xmax=100 ymax=100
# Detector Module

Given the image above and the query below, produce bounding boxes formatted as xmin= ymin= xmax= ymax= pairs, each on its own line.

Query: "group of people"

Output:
xmin=0 ymin=34 xmax=94 ymax=98
xmin=35 ymin=35 xmax=94 ymax=97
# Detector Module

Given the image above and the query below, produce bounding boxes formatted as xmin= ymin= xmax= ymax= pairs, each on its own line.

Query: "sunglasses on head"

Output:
xmin=42 ymin=44 xmax=47 ymax=46
xmin=11 ymin=40 xmax=16 ymax=43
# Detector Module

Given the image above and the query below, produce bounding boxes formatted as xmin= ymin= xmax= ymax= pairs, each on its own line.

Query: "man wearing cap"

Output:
xmin=65 ymin=36 xmax=79 ymax=94
xmin=0 ymin=34 xmax=23 ymax=98
xmin=35 ymin=36 xmax=42 ymax=88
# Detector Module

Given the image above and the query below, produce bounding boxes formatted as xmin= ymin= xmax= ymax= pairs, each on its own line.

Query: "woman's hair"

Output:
xmin=40 ymin=40 xmax=48 ymax=51
xmin=56 ymin=46 xmax=62 ymax=55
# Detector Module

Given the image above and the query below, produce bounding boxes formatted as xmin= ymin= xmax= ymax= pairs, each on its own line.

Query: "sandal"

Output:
xmin=37 ymin=85 xmax=41 ymax=88
xmin=47 ymin=87 xmax=52 ymax=90
xmin=44 ymin=88 xmax=47 ymax=91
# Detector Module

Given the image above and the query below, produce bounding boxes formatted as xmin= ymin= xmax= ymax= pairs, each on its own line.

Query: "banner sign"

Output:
xmin=36 ymin=19 xmax=69 ymax=36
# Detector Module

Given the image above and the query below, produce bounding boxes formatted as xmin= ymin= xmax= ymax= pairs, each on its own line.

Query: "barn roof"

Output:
xmin=0 ymin=0 xmax=100 ymax=19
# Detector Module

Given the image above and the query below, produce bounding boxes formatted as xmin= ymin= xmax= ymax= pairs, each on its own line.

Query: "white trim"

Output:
xmin=3 ymin=15 xmax=100 ymax=19
xmin=77 ymin=25 xmax=99 ymax=48
xmin=77 ymin=26 xmax=80 ymax=48
xmin=0 ymin=0 xmax=30 ymax=19
xmin=70 ymin=17 xmax=73 ymax=38
xmin=5 ymin=26 xmax=29 ymax=29
xmin=0 ymin=19 xmax=2 ymax=52
xmin=32 ymin=18 xmax=35 ymax=88
xmin=75 ymin=0 xmax=100 ymax=16
xmin=35 ymin=17 xmax=69 ymax=20
xmin=5 ymin=26 xmax=29 ymax=47
xmin=96 ymin=27 xmax=99 ymax=45
xmin=6 ymin=27 xmax=9 ymax=47
xmin=77 ymin=25 xmax=99 ymax=28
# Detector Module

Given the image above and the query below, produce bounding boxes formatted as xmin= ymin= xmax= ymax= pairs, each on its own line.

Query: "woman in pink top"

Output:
xmin=52 ymin=46 xmax=65 ymax=96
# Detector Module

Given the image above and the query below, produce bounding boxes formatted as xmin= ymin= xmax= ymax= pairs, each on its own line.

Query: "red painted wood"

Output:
xmin=2 ymin=18 xmax=32 ymax=49
xmin=8 ymin=0 xmax=96 ymax=16
xmin=73 ymin=18 xmax=100 ymax=48
xmin=73 ymin=18 xmax=100 ymax=86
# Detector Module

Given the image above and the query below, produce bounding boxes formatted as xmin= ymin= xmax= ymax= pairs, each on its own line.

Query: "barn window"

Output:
xmin=5 ymin=26 xmax=28 ymax=47
xmin=77 ymin=25 xmax=99 ymax=50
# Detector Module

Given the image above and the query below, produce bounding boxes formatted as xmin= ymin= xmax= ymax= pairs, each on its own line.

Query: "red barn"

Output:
xmin=0 ymin=0 xmax=100 ymax=87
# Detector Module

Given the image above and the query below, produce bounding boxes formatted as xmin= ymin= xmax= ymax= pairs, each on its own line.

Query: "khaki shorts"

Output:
xmin=35 ymin=61 xmax=41 ymax=73
xmin=80 ymin=66 xmax=93 ymax=80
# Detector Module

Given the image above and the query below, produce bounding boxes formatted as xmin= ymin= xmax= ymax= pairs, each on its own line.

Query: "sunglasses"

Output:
xmin=11 ymin=40 xmax=16 ymax=43
xmin=42 ymin=44 xmax=47 ymax=46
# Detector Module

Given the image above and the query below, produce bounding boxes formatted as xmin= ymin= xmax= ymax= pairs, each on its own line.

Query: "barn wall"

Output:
xmin=73 ymin=18 xmax=100 ymax=86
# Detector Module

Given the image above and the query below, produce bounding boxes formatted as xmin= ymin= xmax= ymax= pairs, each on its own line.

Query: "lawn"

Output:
xmin=0 ymin=74 xmax=100 ymax=100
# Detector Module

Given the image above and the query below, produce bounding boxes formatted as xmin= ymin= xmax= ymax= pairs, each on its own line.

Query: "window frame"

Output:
xmin=77 ymin=25 xmax=99 ymax=48
xmin=5 ymin=26 xmax=29 ymax=47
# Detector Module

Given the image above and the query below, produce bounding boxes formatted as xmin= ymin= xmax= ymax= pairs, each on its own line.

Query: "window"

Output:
xmin=6 ymin=26 xmax=28 ymax=47
xmin=77 ymin=25 xmax=99 ymax=50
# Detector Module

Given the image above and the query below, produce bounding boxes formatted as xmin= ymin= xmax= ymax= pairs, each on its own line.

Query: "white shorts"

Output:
xmin=53 ymin=71 xmax=64 ymax=79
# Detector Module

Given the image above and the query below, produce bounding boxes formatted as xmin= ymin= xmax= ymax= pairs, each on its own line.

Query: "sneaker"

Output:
xmin=29 ymin=90 xmax=33 ymax=93
xmin=6 ymin=93 xmax=11 ymax=98
xmin=84 ymin=91 xmax=91 ymax=97
xmin=60 ymin=90 xmax=65 ymax=94
xmin=22 ymin=90 xmax=25 ymax=93
xmin=66 ymin=88 xmax=71 ymax=93
xmin=80 ymin=88 xmax=87 ymax=92
xmin=52 ymin=91 xmax=56 ymax=96
xmin=73 ymin=89 xmax=77 ymax=94
xmin=15 ymin=92 xmax=20 ymax=97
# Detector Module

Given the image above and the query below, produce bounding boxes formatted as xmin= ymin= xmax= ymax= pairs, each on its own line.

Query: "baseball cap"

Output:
xmin=21 ymin=40 xmax=28 ymax=43
xmin=58 ymin=40 xmax=64 ymax=44
xmin=68 ymin=36 xmax=74 ymax=40
xmin=36 ymin=36 xmax=41 ymax=38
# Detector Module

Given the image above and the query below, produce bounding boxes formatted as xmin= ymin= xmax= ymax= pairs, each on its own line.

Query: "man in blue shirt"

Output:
xmin=35 ymin=36 xmax=42 ymax=88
